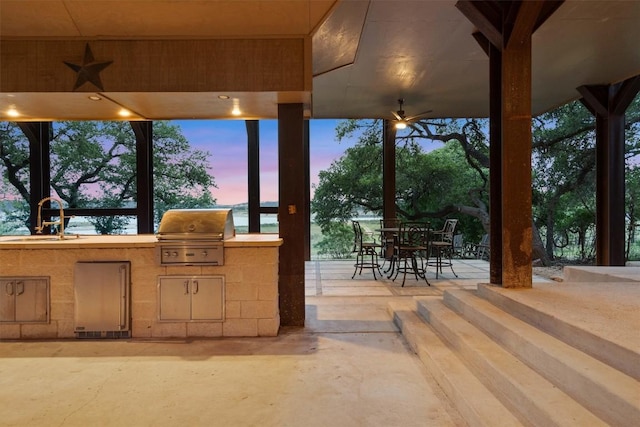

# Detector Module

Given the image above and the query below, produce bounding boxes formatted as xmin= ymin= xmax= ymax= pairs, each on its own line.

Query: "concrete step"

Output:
xmin=443 ymin=288 xmax=640 ymax=427
xmin=387 ymin=299 xmax=524 ymax=427
xmin=477 ymin=283 xmax=640 ymax=380
xmin=415 ymin=297 xmax=607 ymax=427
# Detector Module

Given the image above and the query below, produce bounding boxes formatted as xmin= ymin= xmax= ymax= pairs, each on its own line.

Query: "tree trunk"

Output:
xmin=532 ymin=221 xmax=551 ymax=266
xmin=455 ymin=203 xmax=551 ymax=266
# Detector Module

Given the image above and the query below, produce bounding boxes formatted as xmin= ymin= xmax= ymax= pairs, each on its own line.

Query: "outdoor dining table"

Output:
xmin=376 ymin=224 xmax=431 ymax=285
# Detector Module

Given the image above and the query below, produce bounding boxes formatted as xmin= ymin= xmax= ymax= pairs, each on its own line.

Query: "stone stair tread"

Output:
xmin=442 ymin=288 xmax=639 ymax=427
xmin=444 ymin=290 xmax=640 ymax=424
xmin=415 ymin=297 xmax=608 ymax=427
xmin=388 ymin=299 xmax=524 ymax=427
xmin=477 ymin=282 xmax=639 ymax=380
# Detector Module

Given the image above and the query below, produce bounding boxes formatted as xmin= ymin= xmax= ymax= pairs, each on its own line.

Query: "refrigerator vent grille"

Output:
xmin=75 ymin=331 xmax=130 ymax=339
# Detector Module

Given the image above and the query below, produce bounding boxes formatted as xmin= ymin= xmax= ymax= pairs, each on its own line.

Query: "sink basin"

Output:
xmin=2 ymin=235 xmax=84 ymax=242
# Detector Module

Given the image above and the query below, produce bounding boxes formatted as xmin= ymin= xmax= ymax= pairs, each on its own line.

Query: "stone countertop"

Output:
xmin=0 ymin=233 xmax=282 ymax=249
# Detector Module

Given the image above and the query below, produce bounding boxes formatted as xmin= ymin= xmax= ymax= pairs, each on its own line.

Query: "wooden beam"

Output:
xmin=577 ymin=76 xmax=640 ymax=265
xmin=18 ymin=122 xmax=50 ymax=233
xmin=456 ymin=0 xmax=503 ymax=49
xmin=246 ymin=120 xmax=261 ymax=233
xmin=501 ymin=32 xmax=533 ymax=287
xmin=612 ymin=76 xmax=640 ymax=115
xmin=1 ymin=39 xmax=308 ymax=93
xmin=383 ymin=119 xmax=397 ymax=221
xmin=278 ymin=103 xmax=306 ymax=327
xmin=506 ymin=1 xmax=543 ymax=49
xmin=534 ymin=1 xmax=565 ymax=32
xmin=303 ymin=120 xmax=311 ymax=261
xmin=488 ymin=38 xmax=504 ymax=285
xmin=130 ymin=121 xmax=154 ymax=233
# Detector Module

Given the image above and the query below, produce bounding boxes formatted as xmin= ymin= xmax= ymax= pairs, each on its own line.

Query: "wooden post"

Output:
xmin=278 ymin=103 xmax=306 ymax=326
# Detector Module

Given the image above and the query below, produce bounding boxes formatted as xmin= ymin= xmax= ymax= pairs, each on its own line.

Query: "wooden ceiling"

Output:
xmin=1 ymin=0 xmax=639 ymax=121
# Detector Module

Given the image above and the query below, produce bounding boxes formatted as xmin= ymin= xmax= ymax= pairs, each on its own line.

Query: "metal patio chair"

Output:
xmin=351 ymin=220 xmax=382 ymax=279
xmin=429 ymin=218 xmax=459 ymax=278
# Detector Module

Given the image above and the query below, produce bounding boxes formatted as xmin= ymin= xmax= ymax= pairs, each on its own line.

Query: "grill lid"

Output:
xmin=157 ymin=209 xmax=235 ymax=241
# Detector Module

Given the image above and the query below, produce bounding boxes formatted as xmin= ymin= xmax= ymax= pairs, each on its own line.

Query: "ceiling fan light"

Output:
xmin=395 ymin=121 xmax=407 ymax=130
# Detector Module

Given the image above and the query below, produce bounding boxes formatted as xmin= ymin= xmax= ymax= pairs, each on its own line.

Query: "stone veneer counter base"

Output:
xmin=0 ymin=234 xmax=282 ymax=340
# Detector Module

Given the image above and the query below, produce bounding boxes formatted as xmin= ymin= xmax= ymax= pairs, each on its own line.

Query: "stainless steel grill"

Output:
xmin=156 ymin=209 xmax=235 ymax=265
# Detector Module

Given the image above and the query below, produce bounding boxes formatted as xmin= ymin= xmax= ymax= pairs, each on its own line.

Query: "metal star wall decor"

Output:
xmin=64 ymin=43 xmax=113 ymax=91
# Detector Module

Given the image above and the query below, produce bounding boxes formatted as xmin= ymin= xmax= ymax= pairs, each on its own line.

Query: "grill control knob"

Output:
xmin=164 ymin=251 xmax=170 ymax=257
xmin=201 ymin=250 xmax=208 ymax=257
xmin=172 ymin=251 xmax=178 ymax=257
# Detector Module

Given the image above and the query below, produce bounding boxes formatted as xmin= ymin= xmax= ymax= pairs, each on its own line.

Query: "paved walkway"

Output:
xmin=1 ymin=259 xmax=552 ymax=427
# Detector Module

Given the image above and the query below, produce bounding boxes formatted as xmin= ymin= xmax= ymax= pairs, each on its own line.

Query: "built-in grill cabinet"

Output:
xmin=156 ymin=209 xmax=235 ymax=266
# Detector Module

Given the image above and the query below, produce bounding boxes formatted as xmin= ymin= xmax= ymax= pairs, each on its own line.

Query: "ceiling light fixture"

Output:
xmin=395 ymin=121 xmax=407 ymax=130
xmin=7 ymin=106 xmax=19 ymax=117
xmin=231 ymin=98 xmax=241 ymax=116
xmin=88 ymin=95 xmax=102 ymax=101
xmin=218 ymin=95 xmax=230 ymax=100
xmin=118 ymin=108 xmax=131 ymax=117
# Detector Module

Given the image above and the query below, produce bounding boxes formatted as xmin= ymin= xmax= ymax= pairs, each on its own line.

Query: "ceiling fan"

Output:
xmin=391 ymin=98 xmax=432 ymax=129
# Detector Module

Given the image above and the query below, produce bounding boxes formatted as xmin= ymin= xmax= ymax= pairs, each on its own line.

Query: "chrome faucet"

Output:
xmin=35 ymin=196 xmax=66 ymax=238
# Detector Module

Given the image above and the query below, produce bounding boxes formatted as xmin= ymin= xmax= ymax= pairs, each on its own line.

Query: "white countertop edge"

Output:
xmin=0 ymin=234 xmax=283 ymax=248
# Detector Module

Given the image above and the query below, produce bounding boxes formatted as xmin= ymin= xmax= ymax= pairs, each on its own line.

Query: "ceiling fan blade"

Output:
xmin=405 ymin=110 xmax=433 ymax=122
xmin=391 ymin=111 xmax=403 ymax=121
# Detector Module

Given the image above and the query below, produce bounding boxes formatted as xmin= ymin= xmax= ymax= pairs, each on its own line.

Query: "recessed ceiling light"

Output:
xmin=118 ymin=109 xmax=131 ymax=117
xmin=88 ymin=95 xmax=102 ymax=101
xmin=7 ymin=106 xmax=19 ymax=117
xmin=218 ymin=95 xmax=230 ymax=100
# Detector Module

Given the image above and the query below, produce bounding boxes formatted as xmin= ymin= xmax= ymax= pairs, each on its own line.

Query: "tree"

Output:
xmin=312 ymin=119 xmax=488 ymax=245
xmin=314 ymin=222 xmax=353 ymax=259
xmin=531 ymin=96 xmax=640 ymax=261
xmin=314 ymin=93 xmax=640 ymax=264
xmin=0 ymin=120 xmax=216 ymax=234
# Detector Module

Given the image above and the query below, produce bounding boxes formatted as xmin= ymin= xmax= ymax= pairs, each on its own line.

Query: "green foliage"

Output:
xmin=0 ymin=120 xmax=216 ymax=234
xmin=0 ymin=122 xmax=30 ymax=202
xmin=532 ymin=95 xmax=640 ymax=260
xmin=151 ymin=121 xmax=216 ymax=226
xmin=314 ymin=221 xmax=353 ymax=259
xmin=311 ymin=118 xmax=487 ymax=242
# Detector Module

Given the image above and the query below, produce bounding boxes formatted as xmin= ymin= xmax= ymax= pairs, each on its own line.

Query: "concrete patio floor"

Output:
xmin=0 ymin=259 xmax=554 ymax=427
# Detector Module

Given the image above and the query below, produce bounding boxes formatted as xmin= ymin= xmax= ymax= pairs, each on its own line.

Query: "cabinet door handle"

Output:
xmin=120 ymin=266 xmax=127 ymax=329
xmin=5 ymin=282 xmax=14 ymax=296
xmin=184 ymin=280 xmax=189 ymax=295
xmin=192 ymin=280 xmax=199 ymax=295
xmin=15 ymin=281 xmax=24 ymax=296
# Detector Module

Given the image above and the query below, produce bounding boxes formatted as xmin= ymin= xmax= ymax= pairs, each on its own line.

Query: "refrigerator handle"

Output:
xmin=15 ymin=281 xmax=24 ymax=296
xmin=119 ymin=265 xmax=127 ymax=329
xmin=184 ymin=280 xmax=189 ymax=295
xmin=5 ymin=281 xmax=14 ymax=296
xmin=192 ymin=280 xmax=199 ymax=295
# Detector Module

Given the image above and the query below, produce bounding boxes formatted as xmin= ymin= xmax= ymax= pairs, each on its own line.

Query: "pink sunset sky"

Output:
xmin=176 ymin=119 xmax=355 ymax=205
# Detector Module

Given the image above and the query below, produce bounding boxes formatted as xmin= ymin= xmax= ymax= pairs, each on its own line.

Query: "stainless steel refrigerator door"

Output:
xmin=74 ymin=262 xmax=130 ymax=332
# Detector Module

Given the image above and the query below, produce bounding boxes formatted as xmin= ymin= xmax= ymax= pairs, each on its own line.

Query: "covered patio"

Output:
xmin=306 ymin=258 xmax=518 ymax=297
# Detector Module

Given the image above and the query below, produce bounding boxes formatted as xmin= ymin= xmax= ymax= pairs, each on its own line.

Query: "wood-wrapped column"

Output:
xmin=278 ymin=103 xmax=306 ymax=326
xmin=578 ymin=76 xmax=640 ymax=265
